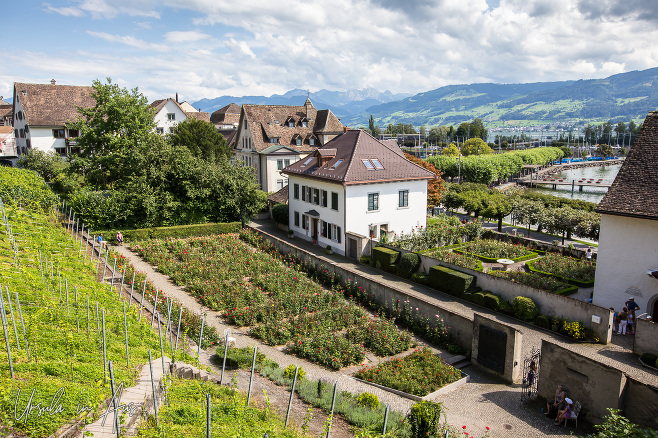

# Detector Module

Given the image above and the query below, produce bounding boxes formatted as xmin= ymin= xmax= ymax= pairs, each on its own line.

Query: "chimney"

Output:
xmin=343 ymin=126 xmax=349 ymax=133
xmin=50 ymin=79 xmax=56 ymax=85
xmin=175 ymin=93 xmax=179 ymax=103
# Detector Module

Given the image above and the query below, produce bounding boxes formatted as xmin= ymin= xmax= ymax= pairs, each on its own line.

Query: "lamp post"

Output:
xmin=457 ymin=154 xmax=462 ymax=184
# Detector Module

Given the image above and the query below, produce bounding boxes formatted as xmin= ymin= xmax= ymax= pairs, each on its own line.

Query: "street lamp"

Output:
xmin=457 ymin=154 xmax=462 ymax=184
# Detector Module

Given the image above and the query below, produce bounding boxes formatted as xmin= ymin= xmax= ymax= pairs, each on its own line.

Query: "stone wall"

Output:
xmin=623 ymin=377 xmax=658 ymax=429
xmin=387 ymin=245 xmax=613 ymax=343
xmin=472 ymin=313 xmax=522 ymax=383
xmin=538 ymin=340 xmax=625 ymax=424
xmin=633 ymin=318 xmax=658 ymax=357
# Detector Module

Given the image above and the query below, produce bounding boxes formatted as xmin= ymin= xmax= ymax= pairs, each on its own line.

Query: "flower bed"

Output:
xmin=422 ymin=248 xmax=483 ymax=271
xmin=489 ymin=270 xmax=577 ymax=295
xmin=526 ymin=253 xmax=596 ymax=287
xmin=133 ymin=234 xmax=414 ymax=369
xmin=354 ymin=348 xmax=462 ymax=396
xmin=455 ymin=239 xmax=538 ymax=263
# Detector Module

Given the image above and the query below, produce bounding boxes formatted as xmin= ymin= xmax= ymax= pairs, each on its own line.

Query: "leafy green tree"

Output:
xmin=428 ymin=126 xmax=448 ymax=144
xmin=512 ymin=198 xmax=544 ymax=236
xmin=368 ymin=115 xmax=381 ymax=137
xmin=461 ymin=138 xmax=493 ymax=156
xmin=168 ymin=118 xmax=230 ymax=163
xmin=69 ymin=78 xmax=160 ymax=190
xmin=559 ymin=146 xmax=572 ymax=158
xmin=596 ymin=144 xmax=613 ymax=158
xmin=441 ymin=143 xmax=460 ymax=157
xmin=481 ymin=193 xmax=512 ymax=232
xmin=404 ymin=153 xmax=444 ymax=207
xmin=615 ymin=122 xmax=627 ymax=136
xmin=618 ymin=147 xmax=627 ymax=156
xmin=585 ymin=409 xmax=658 ymax=438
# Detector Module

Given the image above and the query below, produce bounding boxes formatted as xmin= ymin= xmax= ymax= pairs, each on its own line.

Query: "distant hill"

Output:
xmin=343 ymin=67 xmax=658 ymax=128
xmin=192 ymin=88 xmax=411 ymax=118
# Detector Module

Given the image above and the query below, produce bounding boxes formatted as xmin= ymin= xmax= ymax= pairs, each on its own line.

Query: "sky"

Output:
xmin=2 ymin=0 xmax=658 ymax=103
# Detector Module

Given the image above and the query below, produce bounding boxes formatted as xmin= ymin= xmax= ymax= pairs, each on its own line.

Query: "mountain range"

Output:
xmin=192 ymin=67 xmax=658 ymax=128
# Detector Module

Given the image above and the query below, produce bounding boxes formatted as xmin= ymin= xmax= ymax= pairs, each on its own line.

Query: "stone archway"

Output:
xmin=648 ymin=294 xmax=658 ymax=321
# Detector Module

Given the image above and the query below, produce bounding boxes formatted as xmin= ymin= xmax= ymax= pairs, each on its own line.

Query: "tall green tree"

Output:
xmin=168 ymin=118 xmax=230 ymax=163
xmin=460 ymin=138 xmax=493 ymax=156
xmin=368 ymin=115 xmax=381 ymax=137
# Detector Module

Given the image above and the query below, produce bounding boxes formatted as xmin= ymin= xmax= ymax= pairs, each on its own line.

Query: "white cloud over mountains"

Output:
xmin=22 ymin=0 xmax=658 ymax=101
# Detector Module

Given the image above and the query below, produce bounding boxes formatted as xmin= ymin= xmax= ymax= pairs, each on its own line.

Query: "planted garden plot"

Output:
xmin=133 ymin=234 xmax=415 ymax=369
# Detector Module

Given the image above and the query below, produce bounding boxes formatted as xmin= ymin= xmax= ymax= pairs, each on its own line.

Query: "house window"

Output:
xmin=284 ymin=159 xmax=290 ymax=167
xmin=371 ymin=159 xmax=384 ymax=169
xmin=321 ymin=190 xmax=328 ymax=207
xmin=276 ymin=179 xmax=284 ymax=190
xmin=313 ymin=188 xmax=320 ymax=205
xmin=331 ymin=224 xmax=341 ymax=243
xmin=302 ymin=214 xmax=308 ymax=230
xmin=167 ymin=113 xmax=176 ymax=121
xmin=302 ymin=121 xmax=307 ymax=127
xmin=156 ymin=127 xmax=164 ymax=134
xmin=309 ymin=138 xmax=315 ymax=146
xmin=277 ymin=159 xmax=283 ymax=170
xmin=301 ymin=185 xmax=307 ymax=201
xmin=294 ymin=211 xmax=300 ymax=227
xmin=52 ymin=129 xmax=65 ymax=139
xmin=270 ymin=137 xmax=279 ymax=144
xmin=368 ymin=193 xmax=379 ymax=211
xmin=67 ymin=129 xmax=79 ymax=137
xmin=362 ymin=159 xmax=375 ymax=170
xmin=296 ymin=138 xmax=302 ymax=146
xmin=293 ymin=183 xmax=299 ymax=199
xmin=331 ymin=192 xmax=338 ymax=211
xmin=288 ymin=121 xmax=294 ymax=127
xmin=399 ymin=190 xmax=409 ymax=208
xmin=322 ymin=220 xmax=328 ymax=238
xmin=301 ymin=156 xmax=313 ymax=166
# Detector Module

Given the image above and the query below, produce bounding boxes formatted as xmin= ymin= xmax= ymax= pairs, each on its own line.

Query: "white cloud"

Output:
xmin=87 ymin=31 xmax=168 ymax=51
xmin=43 ymin=4 xmax=85 ymax=17
xmin=164 ymin=31 xmax=210 ymax=43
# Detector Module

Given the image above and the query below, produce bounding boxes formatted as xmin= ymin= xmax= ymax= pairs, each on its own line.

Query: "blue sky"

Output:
xmin=3 ymin=0 xmax=657 ymax=103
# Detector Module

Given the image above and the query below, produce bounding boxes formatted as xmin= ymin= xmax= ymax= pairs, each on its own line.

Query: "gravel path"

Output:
xmin=111 ymin=240 xmax=587 ymax=438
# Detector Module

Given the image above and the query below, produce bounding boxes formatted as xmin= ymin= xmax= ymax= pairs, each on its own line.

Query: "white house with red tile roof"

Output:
xmin=150 ymin=97 xmax=210 ymax=135
xmin=233 ymin=98 xmax=344 ymax=192
xmin=282 ymin=129 xmax=435 ymax=257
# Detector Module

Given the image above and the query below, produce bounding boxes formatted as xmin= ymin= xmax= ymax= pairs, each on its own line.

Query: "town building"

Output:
xmin=233 ymin=98 xmax=344 ymax=192
xmin=12 ymin=80 xmax=95 ymax=156
xmin=211 ymin=103 xmax=241 ymax=130
xmin=283 ymin=129 xmax=435 ymax=257
xmin=0 ymin=97 xmax=12 ymax=126
xmin=594 ymin=111 xmax=658 ymax=320
xmin=0 ymin=126 xmax=16 ymax=163
xmin=150 ymin=97 xmax=210 ymax=135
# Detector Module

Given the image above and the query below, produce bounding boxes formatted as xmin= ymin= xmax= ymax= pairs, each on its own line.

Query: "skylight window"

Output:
xmin=329 ymin=159 xmax=343 ymax=170
xmin=371 ymin=159 xmax=384 ymax=169
xmin=301 ymin=157 xmax=314 ymax=166
xmin=362 ymin=159 xmax=374 ymax=170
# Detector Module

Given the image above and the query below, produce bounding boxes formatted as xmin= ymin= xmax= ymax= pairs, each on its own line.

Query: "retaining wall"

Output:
xmin=633 ymin=318 xmax=658 ymax=357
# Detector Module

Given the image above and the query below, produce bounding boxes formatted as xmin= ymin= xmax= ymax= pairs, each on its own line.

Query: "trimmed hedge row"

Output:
xmin=100 ymin=221 xmax=241 ymax=242
xmin=373 ymin=246 xmax=400 ymax=271
xmin=453 ymin=248 xmax=540 ymax=264
xmin=526 ymin=261 xmax=595 ymax=288
xmin=428 ymin=266 xmax=476 ymax=296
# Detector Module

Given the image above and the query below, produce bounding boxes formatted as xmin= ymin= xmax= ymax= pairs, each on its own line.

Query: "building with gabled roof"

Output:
xmin=150 ymin=97 xmax=210 ymax=135
xmin=233 ymin=97 xmax=344 ymax=192
xmin=211 ymin=103 xmax=241 ymax=130
xmin=593 ymin=111 xmax=658 ymax=320
xmin=12 ymin=80 xmax=95 ymax=156
xmin=282 ymin=129 xmax=435 ymax=257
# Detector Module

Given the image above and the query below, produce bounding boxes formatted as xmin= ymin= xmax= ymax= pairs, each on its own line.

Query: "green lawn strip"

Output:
xmin=132 ymin=234 xmax=415 ymax=369
xmin=136 ymin=377 xmax=301 ymax=438
xmin=354 ymin=348 xmax=462 ymax=397
xmin=0 ymin=206 xmax=177 ymax=437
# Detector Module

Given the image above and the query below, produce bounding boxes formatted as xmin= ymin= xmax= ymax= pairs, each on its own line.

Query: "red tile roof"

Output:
xmin=596 ymin=111 xmax=658 ymax=220
xmin=14 ymin=82 xmax=95 ymax=126
xmin=282 ymin=129 xmax=435 ymax=185
xmin=211 ymin=103 xmax=241 ymax=125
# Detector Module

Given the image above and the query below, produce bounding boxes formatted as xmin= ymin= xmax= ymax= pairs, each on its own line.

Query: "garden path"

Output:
xmin=112 ymin=241 xmax=577 ymax=438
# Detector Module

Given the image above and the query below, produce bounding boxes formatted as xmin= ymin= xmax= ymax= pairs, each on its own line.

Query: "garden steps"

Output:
xmin=443 ymin=354 xmax=470 ymax=369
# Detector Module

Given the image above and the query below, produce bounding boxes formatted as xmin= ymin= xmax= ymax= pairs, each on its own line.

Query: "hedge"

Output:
xmin=428 ymin=265 xmax=475 ymax=296
xmin=100 ymin=222 xmax=242 ymax=242
xmin=373 ymin=246 xmax=400 ymax=271
xmin=553 ymin=285 xmax=579 ymax=296
xmin=526 ymin=262 xmax=595 ymax=288
xmin=398 ymin=252 xmax=421 ymax=278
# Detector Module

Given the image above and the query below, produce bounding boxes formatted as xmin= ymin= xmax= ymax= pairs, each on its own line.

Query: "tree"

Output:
xmin=559 ymin=146 xmax=572 ymax=158
xmin=428 ymin=126 xmax=448 ymax=144
xmin=618 ymin=147 xmax=627 ymax=156
xmin=512 ymin=198 xmax=544 ymax=236
xmin=441 ymin=143 xmax=460 ymax=157
xmin=168 ymin=118 xmax=230 ymax=163
xmin=404 ymin=153 xmax=445 ymax=207
xmin=460 ymin=138 xmax=493 ymax=156
xmin=596 ymin=144 xmax=613 ymax=158
xmin=615 ymin=122 xmax=627 ymax=136
xmin=368 ymin=115 xmax=381 ymax=137
xmin=470 ymin=118 xmax=487 ymax=140
xmin=481 ymin=193 xmax=512 ymax=232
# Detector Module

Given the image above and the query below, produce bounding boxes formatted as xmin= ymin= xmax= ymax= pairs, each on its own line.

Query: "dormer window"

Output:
xmin=302 ymin=121 xmax=308 ymax=127
xmin=270 ymin=137 xmax=280 ymax=144
xmin=309 ymin=138 xmax=315 ymax=146
xmin=288 ymin=121 xmax=294 ymax=127
xmin=296 ymin=138 xmax=302 ymax=146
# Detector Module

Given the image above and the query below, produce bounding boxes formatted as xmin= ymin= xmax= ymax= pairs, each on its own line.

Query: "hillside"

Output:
xmin=343 ymin=67 xmax=658 ymax=128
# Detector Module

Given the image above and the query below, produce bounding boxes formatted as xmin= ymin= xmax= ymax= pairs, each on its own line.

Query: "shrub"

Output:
xmin=410 ymin=272 xmax=428 ymax=284
xmin=398 ymin=252 xmax=421 ymax=277
xmin=428 ymin=265 xmax=475 ymax=296
xmin=512 ymin=296 xmax=539 ymax=321
xmin=355 ymin=392 xmax=379 ymax=410
xmin=408 ymin=400 xmax=442 ymax=438
xmin=482 ymin=292 xmax=503 ymax=311
xmin=372 ymin=246 xmax=400 ymax=270
xmin=271 ymin=203 xmax=289 ymax=225
xmin=359 ymin=255 xmax=371 ymax=265
xmin=536 ymin=314 xmax=552 ymax=329
xmin=283 ymin=364 xmax=306 ymax=380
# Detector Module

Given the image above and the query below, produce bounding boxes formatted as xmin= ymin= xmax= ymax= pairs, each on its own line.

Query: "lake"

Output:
xmin=527 ymin=163 xmax=622 ymax=204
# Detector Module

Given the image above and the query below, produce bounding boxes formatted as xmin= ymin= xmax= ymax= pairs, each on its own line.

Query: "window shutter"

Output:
xmin=328 ymin=223 xmax=332 ymax=240
xmin=337 ymin=227 xmax=341 ymax=243
xmin=322 ymin=221 xmax=327 ymax=237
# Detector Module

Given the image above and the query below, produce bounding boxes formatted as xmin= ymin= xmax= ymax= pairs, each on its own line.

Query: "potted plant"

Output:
xmin=325 ymin=245 xmax=333 ymax=255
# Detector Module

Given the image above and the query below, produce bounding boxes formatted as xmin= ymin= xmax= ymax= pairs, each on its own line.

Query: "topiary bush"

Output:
xmin=408 ymin=400 xmax=442 ymax=438
xmin=355 ymin=392 xmax=380 ymax=410
xmin=482 ymin=292 xmax=503 ymax=311
xmin=512 ymin=296 xmax=539 ymax=321
xmin=398 ymin=252 xmax=421 ymax=278
xmin=428 ymin=265 xmax=475 ymax=296
xmin=536 ymin=314 xmax=552 ymax=329
xmin=410 ymin=272 xmax=428 ymax=284
xmin=283 ymin=364 xmax=305 ymax=380
xmin=372 ymin=246 xmax=400 ymax=271
xmin=271 ymin=203 xmax=289 ymax=225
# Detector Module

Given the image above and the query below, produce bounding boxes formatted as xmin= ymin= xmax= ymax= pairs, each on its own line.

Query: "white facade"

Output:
xmin=593 ymin=214 xmax=658 ymax=319
xmin=153 ymin=100 xmax=187 ymax=135
xmin=288 ymin=175 xmax=428 ymax=256
xmin=14 ymin=95 xmax=79 ymax=155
